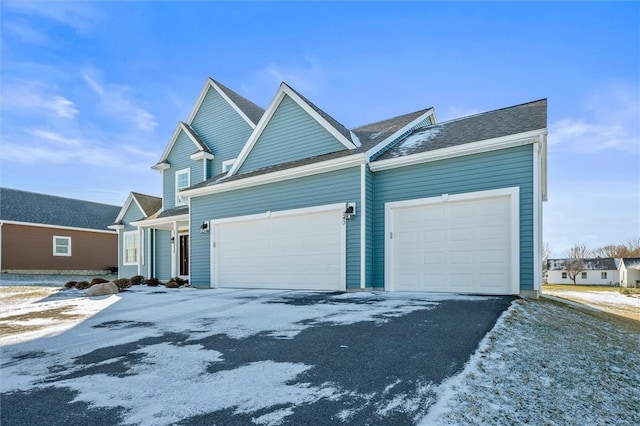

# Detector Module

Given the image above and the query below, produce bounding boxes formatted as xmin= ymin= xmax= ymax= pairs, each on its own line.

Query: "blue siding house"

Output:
xmin=113 ymin=77 xmax=547 ymax=297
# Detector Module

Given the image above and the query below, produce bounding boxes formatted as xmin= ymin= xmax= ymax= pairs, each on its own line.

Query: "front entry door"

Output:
xmin=179 ymin=234 xmax=189 ymax=276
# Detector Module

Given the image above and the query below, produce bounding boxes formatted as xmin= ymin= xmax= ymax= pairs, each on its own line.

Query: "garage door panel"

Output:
xmin=213 ymin=206 xmax=344 ymax=291
xmin=389 ymin=191 xmax=516 ymax=295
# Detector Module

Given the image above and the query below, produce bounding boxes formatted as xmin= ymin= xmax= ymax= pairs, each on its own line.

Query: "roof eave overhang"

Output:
xmin=131 ymin=214 xmax=189 ymax=228
xmin=183 ymin=153 xmax=366 ymax=198
xmin=369 ymin=129 xmax=547 ymax=172
xmin=364 ymin=108 xmax=435 ymax=161
xmin=190 ymin=152 xmax=215 ymax=161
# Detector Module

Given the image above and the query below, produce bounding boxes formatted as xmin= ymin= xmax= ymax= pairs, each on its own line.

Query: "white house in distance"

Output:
xmin=546 ymin=258 xmax=619 ymax=286
xmin=619 ymin=258 xmax=640 ymax=288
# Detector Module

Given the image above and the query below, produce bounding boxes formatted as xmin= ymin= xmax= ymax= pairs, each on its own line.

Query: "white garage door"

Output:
xmin=386 ymin=188 xmax=519 ymax=295
xmin=211 ymin=204 xmax=346 ymax=291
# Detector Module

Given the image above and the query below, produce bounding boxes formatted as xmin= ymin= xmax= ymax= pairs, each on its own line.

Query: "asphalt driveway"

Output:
xmin=1 ymin=288 xmax=515 ymax=425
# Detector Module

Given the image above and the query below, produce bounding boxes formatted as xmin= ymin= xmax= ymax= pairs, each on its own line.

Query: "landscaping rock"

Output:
xmin=84 ymin=282 xmax=119 ymax=297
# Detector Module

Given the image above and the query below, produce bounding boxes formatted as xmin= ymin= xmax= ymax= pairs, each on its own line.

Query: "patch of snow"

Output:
xmin=419 ymin=299 xmax=640 ymax=425
xmin=391 ymin=128 xmax=441 ymax=157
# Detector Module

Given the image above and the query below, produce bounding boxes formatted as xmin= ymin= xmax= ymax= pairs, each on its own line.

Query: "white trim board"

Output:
xmin=0 ymin=220 xmax=116 ymax=235
xmin=364 ymin=108 xmax=435 ymax=161
xmin=187 ymin=78 xmax=258 ymax=129
xmin=154 ymin=122 xmax=208 ymax=169
xmin=183 ymin=153 xmax=365 ymax=198
xmin=370 ymin=129 xmax=547 ymax=172
xmin=228 ymin=83 xmax=357 ymax=177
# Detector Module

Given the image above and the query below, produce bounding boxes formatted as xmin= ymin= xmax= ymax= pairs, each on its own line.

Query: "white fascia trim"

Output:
xmin=384 ymin=187 xmax=520 ymax=295
xmin=156 ymin=122 xmax=208 ymax=166
xmin=151 ymin=162 xmax=170 ymax=172
xmin=211 ymin=202 xmax=346 ymax=225
xmin=108 ymin=224 xmax=124 ymax=230
xmin=228 ymin=84 xmax=356 ymax=176
xmin=364 ymin=108 xmax=435 ymax=160
xmin=370 ymin=129 xmax=546 ymax=172
xmin=114 ymin=193 xmax=146 ymax=223
xmin=1 ymin=220 xmax=116 ymax=234
xmin=190 ymin=151 xmax=214 ymax=161
xmin=187 ymin=78 xmax=257 ymax=129
xmin=184 ymin=153 xmax=365 ymax=198
xmin=131 ymin=214 xmax=189 ymax=228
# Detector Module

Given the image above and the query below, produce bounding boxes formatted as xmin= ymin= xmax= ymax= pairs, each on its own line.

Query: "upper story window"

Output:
xmin=123 ymin=231 xmax=139 ymax=265
xmin=222 ymin=158 xmax=236 ymax=173
xmin=175 ymin=168 xmax=190 ymax=206
xmin=53 ymin=236 xmax=71 ymax=256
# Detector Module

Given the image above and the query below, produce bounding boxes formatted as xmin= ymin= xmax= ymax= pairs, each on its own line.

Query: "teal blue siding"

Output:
xmin=154 ymin=230 xmax=172 ymax=281
xmin=163 ymin=131 xmax=204 ymax=210
xmin=365 ymin=166 xmax=375 ymax=289
xmin=238 ymin=96 xmax=348 ymax=174
xmin=372 ymin=145 xmax=534 ymax=291
xmin=190 ymin=87 xmax=254 ymax=176
xmin=118 ymin=202 xmax=144 ymax=278
xmin=190 ymin=167 xmax=362 ymax=288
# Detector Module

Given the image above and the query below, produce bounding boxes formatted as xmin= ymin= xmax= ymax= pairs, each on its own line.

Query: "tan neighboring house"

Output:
xmin=619 ymin=258 xmax=640 ymax=288
xmin=0 ymin=187 xmax=121 ymax=275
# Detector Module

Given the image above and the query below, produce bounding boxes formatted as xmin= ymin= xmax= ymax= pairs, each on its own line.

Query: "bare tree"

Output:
xmin=591 ymin=238 xmax=640 ymax=258
xmin=566 ymin=244 xmax=588 ymax=285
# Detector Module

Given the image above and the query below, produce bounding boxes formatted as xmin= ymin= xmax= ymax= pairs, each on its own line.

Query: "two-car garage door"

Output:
xmin=386 ymin=188 xmax=519 ymax=295
xmin=211 ymin=204 xmax=346 ymax=291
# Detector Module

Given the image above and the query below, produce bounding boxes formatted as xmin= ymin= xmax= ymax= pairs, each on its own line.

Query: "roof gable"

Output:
xmin=187 ymin=78 xmax=264 ymax=128
xmin=229 ymin=83 xmax=357 ymax=176
xmin=153 ymin=122 xmax=210 ymax=170
xmin=113 ymin=192 xmax=161 ymax=224
xmin=0 ymin=187 xmax=120 ymax=231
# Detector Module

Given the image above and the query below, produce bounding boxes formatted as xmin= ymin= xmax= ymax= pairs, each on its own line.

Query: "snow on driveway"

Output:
xmin=2 ymin=287 xmax=638 ymax=425
xmin=1 ymin=286 xmax=502 ymax=425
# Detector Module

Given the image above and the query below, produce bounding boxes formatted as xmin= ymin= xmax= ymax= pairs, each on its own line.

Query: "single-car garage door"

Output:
xmin=211 ymin=203 xmax=346 ymax=291
xmin=385 ymin=188 xmax=519 ymax=295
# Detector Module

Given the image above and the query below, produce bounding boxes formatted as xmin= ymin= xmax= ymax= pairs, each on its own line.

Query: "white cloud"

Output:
xmin=2 ymin=19 xmax=48 ymax=44
xmin=1 ymin=80 xmax=79 ymax=119
xmin=548 ymin=82 xmax=639 ymax=154
xmin=28 ymin=129 xmax=81 ymax=146
xmin=4 ymin=1 xmax=96 ymax=33
xmin=83 ymin=71 xmax=158 ymax=131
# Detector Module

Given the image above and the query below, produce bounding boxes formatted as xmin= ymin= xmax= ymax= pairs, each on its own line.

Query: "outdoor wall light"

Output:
xmin=342 ymin=203 xmax=356 ymax=223
xmin=170 ymin=236 xmax=175 ymax=244
xmin=200 ymin=221 xmax=209 ymax=234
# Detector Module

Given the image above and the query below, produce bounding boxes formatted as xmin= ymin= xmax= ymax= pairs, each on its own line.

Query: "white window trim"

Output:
xmin=175 ymin=168 xmax=191 ymax=206
xmin=123 ymin=230 xmax=139 ymax=266
xmin=53 ymin=236 xmax=71 ymax=256
xmin=222 ymin=158 xmax=236 ymax=173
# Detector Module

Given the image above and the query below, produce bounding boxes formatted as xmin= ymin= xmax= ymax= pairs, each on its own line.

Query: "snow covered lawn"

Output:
xmin=1 ymin=286 xmax=639 ymax=425
xmin=542 ymin=285 xmax=640 ymax=321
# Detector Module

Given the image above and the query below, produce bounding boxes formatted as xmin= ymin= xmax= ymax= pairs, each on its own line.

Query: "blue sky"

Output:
xmin=1 ymin=1 xmax=638 ymax=257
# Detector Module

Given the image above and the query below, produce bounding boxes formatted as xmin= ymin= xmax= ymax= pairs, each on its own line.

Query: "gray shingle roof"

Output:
xmin=375 ymin=99 xmax=547 ymax=161
xmin=131 ymin=192 xmax=162 ymax=217
xmin=181 ymin=122 xmax=210 ymax=153
xmin=547 ymin=258 xmax=618 ymax=271
xmin=352 ymin=108 xmax=432 ymax=149
xmin=0 ymin=187 xmax=120 ymax=231
xmin=156 ymin=205 xmax=189 ymax=219
xmin=621 ymin=258 xmax=640 ymax=269
xmin=212 ymin=78 xmax=265 ymax=125
xmin=284 ymin=83 xmax=354 ymax=144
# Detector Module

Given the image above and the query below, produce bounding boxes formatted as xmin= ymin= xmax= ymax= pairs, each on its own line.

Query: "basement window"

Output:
xmin=53 ymin=236 xmax=71 ymax=256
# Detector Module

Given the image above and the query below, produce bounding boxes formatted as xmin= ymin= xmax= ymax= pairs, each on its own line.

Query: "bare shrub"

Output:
xmin=130 ymin=275 xmax=145 ymax=286
xmin=145 ymin=277 xmax=161 ymax=287
xmin=90 ymin=277 xmax=110 ymax=286
xmin=75 ymin=281 xmax=90 ymax=290
xmin=64 ymin=281 xmax=77 ymax=289
xmin=113 ymin=278 xmax=131 ymax=291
